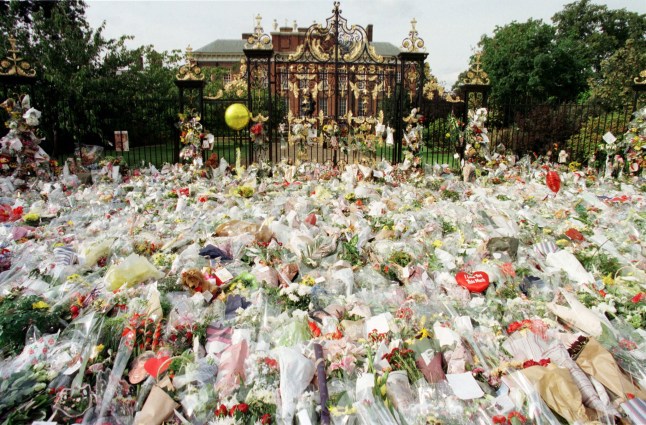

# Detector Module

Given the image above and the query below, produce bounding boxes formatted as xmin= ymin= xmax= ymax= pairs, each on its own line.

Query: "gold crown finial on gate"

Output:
xmin=635 ymin=70 xmax=646 ymax=85
xmin=176 ymin=45 xmax=204 ymax=81
xmin=401 ymin=18 xmax=425 ymax=53
xmin=245 ymin=13 xmax=273 ymax=49
xmin=461 ymin=51 xmax=490 ymax=86
xmin=0 ymin=36 xmax=36 ymax=78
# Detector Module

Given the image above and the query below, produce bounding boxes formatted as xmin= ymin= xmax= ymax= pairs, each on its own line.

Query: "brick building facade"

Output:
xmin=192 ymin=19 xmax=400 ymax=118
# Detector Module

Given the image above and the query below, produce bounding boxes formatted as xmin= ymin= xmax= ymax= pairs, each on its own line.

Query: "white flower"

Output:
xmin=506 ymin=297 xmax=524 ymax=309
xmin=1 ymin=135 xmax=22 ymax=152
xmin=297 ymin=284 xmax=312 ymax=296
xmin=246 ymin=387 xmax=277 ymax=405
xmin=592 ymin=302 xmax=616 ymax=315
xmin=23 ymin=107 xmax=41 ymax=126
xmin=468 ymin=297 xmax=485 ymax=308
xmin=292 ymin=309 xmax=308 ymax=320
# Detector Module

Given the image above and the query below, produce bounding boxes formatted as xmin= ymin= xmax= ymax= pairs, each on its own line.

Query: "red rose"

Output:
xmin=492 ymin=415 xmax=507 ymax=424
xmin=251 ymin=123 xmax=263 ymax=135
xmin=263 ymin=357 xmax=278 ymax=368
xmin=506 ymin=321 xmax=522 ymax=334
xmin=261 ymin=413 xmax=272 ymax=424
xmin=631 ymin=293 xmax=645 ymax=304
xmin=230 ymin=403 xmax=249 ymax=416
xmin=308 ymin=321 xmax=321 ymax=337
xmin=215 ymin=404 xmax=228 ymax=417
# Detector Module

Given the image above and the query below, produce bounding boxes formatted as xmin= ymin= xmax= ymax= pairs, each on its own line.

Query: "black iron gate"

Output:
xmin=176 ymin=1 xmax=451 ymax=167
xmin=242 ymin=1 xmax=428 ymax=166
xmin=268 ymin=2 xmax=427 ymax=164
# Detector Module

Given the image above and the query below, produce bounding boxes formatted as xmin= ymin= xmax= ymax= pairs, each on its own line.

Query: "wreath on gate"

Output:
xmin=0 ymin=95 xmax=51 ymax=180
xmin=250 ymin=114 xmax=269 ymax=161
xmin=177 ymin=109 xmax=213 ymax=162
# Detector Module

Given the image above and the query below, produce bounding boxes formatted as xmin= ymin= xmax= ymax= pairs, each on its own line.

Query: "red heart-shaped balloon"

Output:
xmin=546 ymin=171 xmax=561 ymax=194
xmin=144 ymin=356 xmax=171 ymax=378
xmin=455 ymin=271 xmax=490 ymax=293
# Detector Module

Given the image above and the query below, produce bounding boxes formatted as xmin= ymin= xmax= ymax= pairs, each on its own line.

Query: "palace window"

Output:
xmin=339 ymin=97 xmax=347 ymax=117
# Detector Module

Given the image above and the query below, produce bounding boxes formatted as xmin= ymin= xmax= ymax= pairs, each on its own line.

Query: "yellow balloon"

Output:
xmin=224 ymin=103 xmax=250 ymax=131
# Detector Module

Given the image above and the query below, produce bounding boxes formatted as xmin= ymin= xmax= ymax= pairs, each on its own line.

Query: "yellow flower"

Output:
xmin=415 ymin=327 xmax=432 ymax=339
xmin=555 ymin=239 xmax=570 ymax=248
xmin=32 ymin=300 xmax=50 ymax=309
xmin=301 ymin=276 xmax=316 ymax=286
xmin=90 ymin=344 xmax=105 ymax=359
xmin=22 ymin=212 xmax=40 ymax=223
xmin=344 ymin=192 xmax=356 ymax=201
xmin=432 ymin=239 xmax=443 ymax=248
xmin=602 ymin=274 xmax=615 ymax=286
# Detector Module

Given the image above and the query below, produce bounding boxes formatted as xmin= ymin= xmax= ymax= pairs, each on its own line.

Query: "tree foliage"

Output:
xmin=478 ymin=19 xmax=586 ymax=103
xmin=468 ymin=0 xmax=645 ymax=106
xmin=589 ymin=39 xmax=646 ymax=110
xmin=552 ymin=0 xmax=646 ymax=76
xmin=0 ymin=0 xmax=180 ymax=154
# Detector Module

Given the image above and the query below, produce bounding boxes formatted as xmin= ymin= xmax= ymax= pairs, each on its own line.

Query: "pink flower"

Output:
xmin=500 ymin=262 xmax=516 ymax=277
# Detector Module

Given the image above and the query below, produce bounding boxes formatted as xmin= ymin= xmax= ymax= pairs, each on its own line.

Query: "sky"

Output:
xmin=84 ymin=0 xmax=646 ymax=86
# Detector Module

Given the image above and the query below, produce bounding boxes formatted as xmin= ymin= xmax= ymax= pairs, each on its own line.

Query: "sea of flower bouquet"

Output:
xmin=0 ymin=134 xmax=644 ymax=424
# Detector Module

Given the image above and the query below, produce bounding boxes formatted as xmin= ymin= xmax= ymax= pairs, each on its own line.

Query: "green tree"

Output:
xmin=553 ymin=0 xmax=646 ymax=77
xmin=589 ymin=39 xmax=646 ymax=110
xmin=478 ymin=19 xmax=586 ymax=103
xmin=1 ymin=0 xmax=180 ymax=155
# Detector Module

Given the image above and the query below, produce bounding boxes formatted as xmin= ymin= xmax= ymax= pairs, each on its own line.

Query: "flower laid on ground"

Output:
xmin=0 ymin=146 xmax=644 ymax=424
